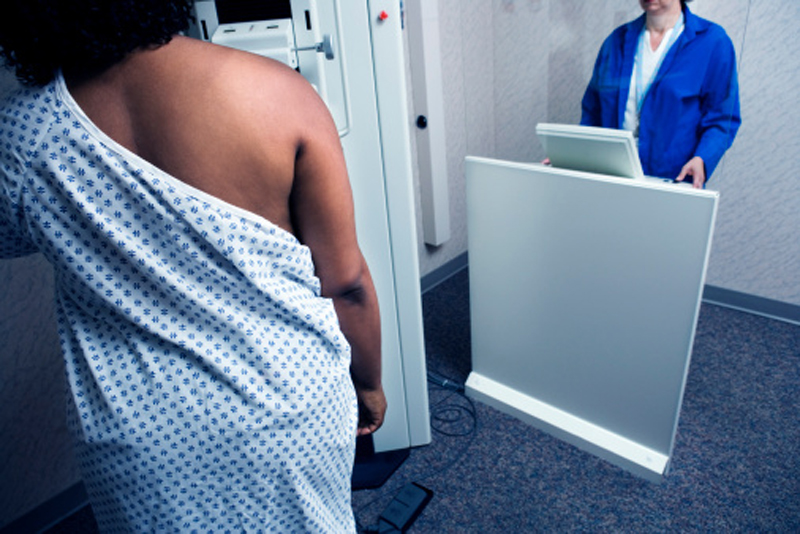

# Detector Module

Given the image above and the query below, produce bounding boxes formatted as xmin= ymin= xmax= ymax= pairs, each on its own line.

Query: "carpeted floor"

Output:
xmin=41 ymin=268 xmax=800 ymax=533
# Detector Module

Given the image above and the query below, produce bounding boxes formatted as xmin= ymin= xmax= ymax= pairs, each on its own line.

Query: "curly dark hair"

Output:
xmin=0 ymin=0 xmax=194 ymax=86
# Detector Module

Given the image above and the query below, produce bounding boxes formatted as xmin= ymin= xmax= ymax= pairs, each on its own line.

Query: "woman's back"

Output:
xmin=66 ymin=35 xmax=331 ymax=235
xmin=1 ymin=2 xmax=384 ymax=529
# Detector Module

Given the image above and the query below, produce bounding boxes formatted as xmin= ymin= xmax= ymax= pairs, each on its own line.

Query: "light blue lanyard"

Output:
xmin=634 ymin=13 xmax=684 ymax=114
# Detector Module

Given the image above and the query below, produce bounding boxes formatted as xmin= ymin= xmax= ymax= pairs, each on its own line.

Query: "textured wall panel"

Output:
xmin=702 ymin=0 xmax=800 ymax=304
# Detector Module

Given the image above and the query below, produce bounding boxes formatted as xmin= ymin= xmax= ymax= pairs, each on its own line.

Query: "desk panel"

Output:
xmin=465 ymin=157 xmax=718 ymax=479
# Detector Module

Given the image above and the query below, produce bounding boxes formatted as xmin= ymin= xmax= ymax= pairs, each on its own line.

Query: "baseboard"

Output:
xmin=1 ymin=482 xmax=89 ymax=534
xmin=420 ymin=252 xmax=468 ymax=294
xmin=703 ymin=285 xmax=800 ymax=326
xmin=465 ymin=372 xmax=668 ymax=482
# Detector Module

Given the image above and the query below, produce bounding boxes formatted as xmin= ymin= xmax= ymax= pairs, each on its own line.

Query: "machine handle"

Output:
xmin=294 ymin=34 xmax=335 ymax=60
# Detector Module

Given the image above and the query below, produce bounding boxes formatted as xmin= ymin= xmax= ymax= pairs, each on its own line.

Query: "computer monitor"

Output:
xmin=214 ymin=0 xmax=292 ymax=24
xmin=536 ymin=123 xmax=645 ymax=180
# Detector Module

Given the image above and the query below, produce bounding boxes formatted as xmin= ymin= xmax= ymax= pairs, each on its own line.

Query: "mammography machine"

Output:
xmin=188 ymin=1 xmax=431 ymax=469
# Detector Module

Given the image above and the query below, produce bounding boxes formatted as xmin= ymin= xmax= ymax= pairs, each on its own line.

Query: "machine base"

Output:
xmin=352 ymin=435 xmax=410 ymax=490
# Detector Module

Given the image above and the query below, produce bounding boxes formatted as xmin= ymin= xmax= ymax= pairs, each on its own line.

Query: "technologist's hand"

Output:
xmin=356 ymin=386 xmax=387 ymax=436
xmin=675 ymin=156 xmax=706 ymax=189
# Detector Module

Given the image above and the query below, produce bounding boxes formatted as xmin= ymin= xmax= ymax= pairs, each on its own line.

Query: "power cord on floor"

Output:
xmin=426 ymin=370 xmax=465 ymax=393
xmin=427 ymin=371 xmax=476 ymax=440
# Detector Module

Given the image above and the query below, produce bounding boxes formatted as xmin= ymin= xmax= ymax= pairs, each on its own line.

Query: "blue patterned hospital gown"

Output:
xmin=0 ymin=74 xmax=358 ymax=532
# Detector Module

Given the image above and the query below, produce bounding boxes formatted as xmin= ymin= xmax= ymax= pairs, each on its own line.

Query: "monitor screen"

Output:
xmin=536 ymin=123 xmax=645 ymax=180
xmin=215 ymin=0 xmax=292 ymax=24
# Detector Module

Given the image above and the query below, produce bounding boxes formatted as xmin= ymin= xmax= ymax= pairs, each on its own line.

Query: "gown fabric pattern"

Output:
xmin=0 ymin=74 xmax=358 ymax=533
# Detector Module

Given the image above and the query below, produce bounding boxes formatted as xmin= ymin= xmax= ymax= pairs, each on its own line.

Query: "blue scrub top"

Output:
xmin=581 ymin=6 xmax=741 ymax=180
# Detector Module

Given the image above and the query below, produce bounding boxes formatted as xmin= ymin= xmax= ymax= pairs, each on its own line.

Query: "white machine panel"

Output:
xmin=212 ymin=19 xmax=298 ymax=68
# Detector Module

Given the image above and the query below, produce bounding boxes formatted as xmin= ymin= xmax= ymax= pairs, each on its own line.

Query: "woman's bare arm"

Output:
xmin=287 ymin=74 xmax=386 ymax=436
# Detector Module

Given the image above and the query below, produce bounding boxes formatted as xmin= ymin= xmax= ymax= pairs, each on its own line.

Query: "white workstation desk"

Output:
xmin=465 ymin=156 xmax=719 ymax=480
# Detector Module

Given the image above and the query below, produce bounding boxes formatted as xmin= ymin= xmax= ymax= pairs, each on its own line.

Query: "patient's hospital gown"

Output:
xmin=0 ymin=75 xmax=358 ymax=532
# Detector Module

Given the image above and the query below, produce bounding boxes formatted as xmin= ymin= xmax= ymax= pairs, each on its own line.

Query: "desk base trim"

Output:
xmin=465 ymin=372 xmax=669 ymax=482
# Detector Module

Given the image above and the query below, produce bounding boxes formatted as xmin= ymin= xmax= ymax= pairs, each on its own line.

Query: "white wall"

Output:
xmin=414 ymin=0 xmax=800 ymax=308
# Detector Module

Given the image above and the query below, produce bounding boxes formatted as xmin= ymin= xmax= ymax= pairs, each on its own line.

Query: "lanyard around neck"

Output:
xmin=635 ymin=12 xmax=684 ymax=114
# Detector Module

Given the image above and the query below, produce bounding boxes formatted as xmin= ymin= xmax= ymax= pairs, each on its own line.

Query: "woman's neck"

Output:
xmin=646 ymin=6 xmax=683 ymax=34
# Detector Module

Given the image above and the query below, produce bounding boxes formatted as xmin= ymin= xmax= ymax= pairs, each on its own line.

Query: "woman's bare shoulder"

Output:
xmin=176 ymin=36 xmax=323 ymax=123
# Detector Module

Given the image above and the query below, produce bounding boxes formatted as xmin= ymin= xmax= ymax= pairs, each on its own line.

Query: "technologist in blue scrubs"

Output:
xmin=581 ymin=0 xmax=741 ymax=188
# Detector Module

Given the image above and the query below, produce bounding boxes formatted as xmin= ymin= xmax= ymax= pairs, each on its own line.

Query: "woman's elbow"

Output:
xmin=323 ymin=258 xmax=374 ymax=305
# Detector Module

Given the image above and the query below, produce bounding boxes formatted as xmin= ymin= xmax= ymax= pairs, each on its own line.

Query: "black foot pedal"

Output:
xmin=377 ymin=483 xmax=433 ymax=533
